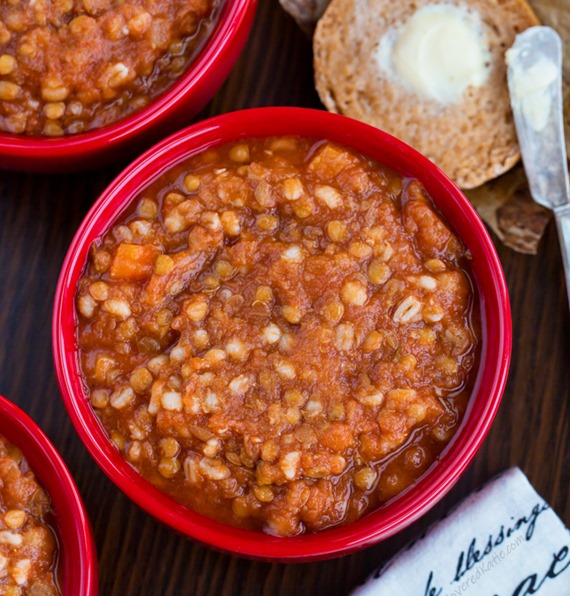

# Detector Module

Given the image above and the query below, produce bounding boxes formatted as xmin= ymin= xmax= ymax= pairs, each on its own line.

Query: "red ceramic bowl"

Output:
xmin=0 ymin=0 xmax=257 ymax=173
xmin=0 ymin=394 xmax=97 ymax=594
xmin=53 ymin=107 xmax=512 ymax=561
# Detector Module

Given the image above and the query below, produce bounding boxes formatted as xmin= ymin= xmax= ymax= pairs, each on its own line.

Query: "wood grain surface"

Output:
xmin=0 ymin=2 xmax=569 ymax=594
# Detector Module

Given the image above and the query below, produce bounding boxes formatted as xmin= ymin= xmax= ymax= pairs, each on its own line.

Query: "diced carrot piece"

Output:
xmin=306 ymin=143 xmax=359 ymax=179
xmin=109 ymin=243 xmax=160 ymax=281
xmin=402 ymin=181 xmax=465 ymax=261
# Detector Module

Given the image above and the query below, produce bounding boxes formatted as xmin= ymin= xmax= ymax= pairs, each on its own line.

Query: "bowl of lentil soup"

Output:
xmin=0 ymin=0 xmax=257 ymax=173
xmin=53 ymin=107 xmax=511 ymax=560
xmin=0 ymin=394 xmax=97 ymax=594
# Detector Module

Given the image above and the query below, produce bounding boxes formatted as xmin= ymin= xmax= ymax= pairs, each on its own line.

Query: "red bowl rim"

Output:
xmin=52 ymin=106 xmax=512 ymax=562
xmin=0 ymin=394 xmax=98 ymax=594
xmin=0 ymin=0 xmax=255 ymax=160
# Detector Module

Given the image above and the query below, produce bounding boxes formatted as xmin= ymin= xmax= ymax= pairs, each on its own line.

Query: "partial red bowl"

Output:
xmin=52 ymin=107 xmax=512 ymax=561
xmin=0 ymin=0 xmax=257 ymax=173
xmin=0 ymin=394 xmax=97 ymax=594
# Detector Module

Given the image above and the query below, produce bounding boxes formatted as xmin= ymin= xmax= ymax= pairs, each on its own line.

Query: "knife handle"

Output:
xmin=554 ymin=204 xmax=570 ymax=308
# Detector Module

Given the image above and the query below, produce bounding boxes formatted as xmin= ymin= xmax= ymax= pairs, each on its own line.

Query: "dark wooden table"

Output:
xmin=1 ymin=2 xmax=568 ymax=594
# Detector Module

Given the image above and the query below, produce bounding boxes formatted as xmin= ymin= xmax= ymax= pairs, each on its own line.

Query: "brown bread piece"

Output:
xmin=279 ymin=0 xmax=330 ymax=32
xmin=314 ymin=0 xmax=539 ymax=189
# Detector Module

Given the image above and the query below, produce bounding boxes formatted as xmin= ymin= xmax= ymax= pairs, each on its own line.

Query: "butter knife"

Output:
xmin=506 ymin=26 xmax=570 ymax=306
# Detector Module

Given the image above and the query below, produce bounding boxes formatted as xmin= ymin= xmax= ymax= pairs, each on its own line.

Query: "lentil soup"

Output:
xmin=0 ymin=436 xmax=60 ymax=594
xmin=76 ymin=137 xmax=480 ymax=536
xmin=0 ymin=0 xmax=220 ymax=136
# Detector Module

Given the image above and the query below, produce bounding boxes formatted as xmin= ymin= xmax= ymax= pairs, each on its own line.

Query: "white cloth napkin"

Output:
xmin=353 ymin=468 xmax=570 ymax=596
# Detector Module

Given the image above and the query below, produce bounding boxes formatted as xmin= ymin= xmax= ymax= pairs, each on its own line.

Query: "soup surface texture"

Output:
xmin=76 ymin=137 xmax=479 ymax=536
xmin=0 ymin=0 xmax=219 ymax=136
xmin=0 ymin=435 xmax=60 ymax=594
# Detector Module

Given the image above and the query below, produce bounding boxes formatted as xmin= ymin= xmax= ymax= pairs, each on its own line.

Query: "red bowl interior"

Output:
xmin=0 ymin=0 xmax=257 ymax=173
xmin=52 ymin=107 xmax=512 ymax=561
xmin=0 ymin=394 xmax=97 ymax=594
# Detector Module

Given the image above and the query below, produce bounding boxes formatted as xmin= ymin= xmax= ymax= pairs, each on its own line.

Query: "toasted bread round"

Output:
xmin=314 ymin=0 xmax=539 ymax=189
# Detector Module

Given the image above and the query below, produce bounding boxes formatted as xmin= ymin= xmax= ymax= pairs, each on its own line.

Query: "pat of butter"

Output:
xmin=506 ymin=48 xmax=557 ymax=132
xmin=375 ymin=4 xmax=491 ymax=104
